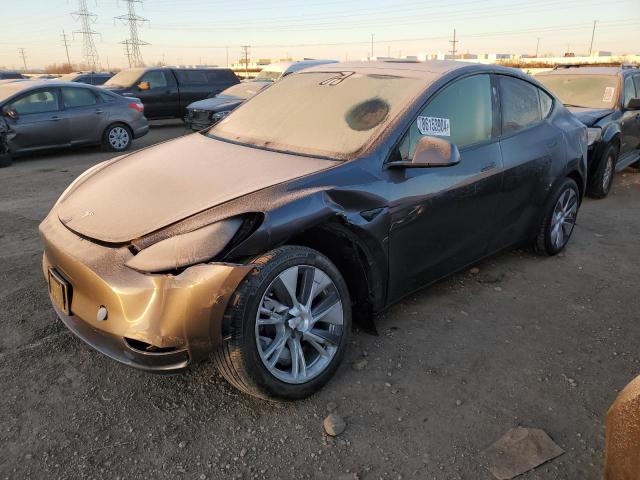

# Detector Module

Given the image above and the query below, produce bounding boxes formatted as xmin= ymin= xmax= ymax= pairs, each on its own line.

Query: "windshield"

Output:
xmin=254 ymin=68 xmax=283 ymax=82
xmin=218 ymin=82 xmax=266 ymax=99
xmin=537 ymin=74 xmax=619 ymax=109
xmin=209 ymin=71 xmax=424 ymax=159
xmin=103 ymin=69 xmax=145 ymax=88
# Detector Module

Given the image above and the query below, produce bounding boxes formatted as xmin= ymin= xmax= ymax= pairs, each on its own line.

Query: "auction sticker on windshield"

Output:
xmin=603 ymin=87 xmax=615 ymax=103
xmin=417 ymin=116 xmax=451 ymax=137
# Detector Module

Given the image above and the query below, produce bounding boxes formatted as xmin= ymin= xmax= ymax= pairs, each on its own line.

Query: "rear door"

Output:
xmin=135 ymin=69 xmax=179 ymax=118
xmin=4 ymin=87 xmax=70 ymax=152
xmin=61 ymin=86 xmax=104 ymax=145
xmin=492 ymin=74 xmax=564 ymax=250
xmin=386 ymin=73 xmax=504 ymax=300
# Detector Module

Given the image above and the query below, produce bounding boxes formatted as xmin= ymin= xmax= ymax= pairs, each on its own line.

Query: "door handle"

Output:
xmin=481 ymin=162 xmax=496 ymax=172
xmin=95 ymin=109 xmax=104 ymax=114
xmin=49 ymin=116 xmax=62 ymax=122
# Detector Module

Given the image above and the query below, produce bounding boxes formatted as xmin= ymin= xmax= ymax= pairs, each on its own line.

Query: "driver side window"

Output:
xmin=397 ymin=74 xmax=493 ymax=160
xmin=140 ymin=71 xmax=168 ymax=89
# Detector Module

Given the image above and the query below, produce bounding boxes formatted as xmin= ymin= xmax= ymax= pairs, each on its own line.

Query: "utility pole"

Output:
xmin=71 ymin=0 xmax=101 ymax=70
xmin=370 ymin=33 xmax=374 ymax=59
xmin=115 ymin=0 xmax=149 ymax=68
xmin=589 ymin=20 xmax=597 ymax=56
xmin=61 ymin=30 xmax=72 ymax=66
xmin=241 ymin=45 xmax=250 ymax=79
xmin=449 ymin=28 xmax=458 ymax=59
xmin=225 ymin=46 xmax=229 ymax=67
xmin=18 ymin=48 xmax=27 ymax=72
xmin=535 ymin=37 xmax=540 ymax=58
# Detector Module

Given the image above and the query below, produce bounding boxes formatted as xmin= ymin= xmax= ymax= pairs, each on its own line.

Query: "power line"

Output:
xmin=71 ymin=0 xmax=101 ymax=69
xmin=241 ymin=45 xmax=250 ymax=79
xmin=115 ymin=0 xmax=149 ymax=67
xmin=18 ymin=48 xmax=27 ymax=71
xmin=61 ymin=30 xmax=72 ymax=66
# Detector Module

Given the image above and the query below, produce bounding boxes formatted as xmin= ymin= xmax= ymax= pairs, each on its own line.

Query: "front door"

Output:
xmin=135 ymin=70 xmax=179 ymax=118
xmin=386 ymin=73 xmax=504 ymax=302
xmin=5 ymin=88 xmax=69 ymax=153
xmin=620 ymin=75 xmax=640 ymax=157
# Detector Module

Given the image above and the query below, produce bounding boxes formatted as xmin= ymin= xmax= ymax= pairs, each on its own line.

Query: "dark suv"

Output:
xmin=537 ymin=65 xmax=640 ymax=198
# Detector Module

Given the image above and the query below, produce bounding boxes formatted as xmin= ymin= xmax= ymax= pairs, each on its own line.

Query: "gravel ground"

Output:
xmin=1 ymin=123 xmax=639 ymax=480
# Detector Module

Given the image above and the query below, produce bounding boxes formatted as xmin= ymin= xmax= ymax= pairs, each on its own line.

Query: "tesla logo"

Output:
xmin=79 ymin=210 xmax=95 ymax=219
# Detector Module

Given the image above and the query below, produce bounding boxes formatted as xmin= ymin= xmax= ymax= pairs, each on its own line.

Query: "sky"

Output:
xmin=1 ymin=0 xmax=639 ymax=70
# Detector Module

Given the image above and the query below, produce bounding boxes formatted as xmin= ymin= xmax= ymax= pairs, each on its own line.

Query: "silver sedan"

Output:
xmin=0 ymin=80 xmax=148 ymax=159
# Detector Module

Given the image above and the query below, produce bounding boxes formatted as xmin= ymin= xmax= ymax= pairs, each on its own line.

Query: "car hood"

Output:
xmin=188 ymin=97 xmax=242 ymax=111
xmin=567 ymin=106 xmax=615 ymax=127
xmin=57 ymin=134 xmax=340 ymax=243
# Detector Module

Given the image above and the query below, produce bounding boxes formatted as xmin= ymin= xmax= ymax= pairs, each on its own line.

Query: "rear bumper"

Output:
xmin=132 ymin=122 xmax=149 ymax=139
xmin=39 ymin=213 xmax=252 ymax=372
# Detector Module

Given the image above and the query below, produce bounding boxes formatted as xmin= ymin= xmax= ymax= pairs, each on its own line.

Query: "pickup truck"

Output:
xmin=102 ymin=67 xmax=239 ymax=120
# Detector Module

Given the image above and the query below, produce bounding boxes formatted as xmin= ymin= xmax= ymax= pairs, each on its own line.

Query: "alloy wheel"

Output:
xmin=255 ymin=265 xmax=344 ymax=384
xmin=109 ymin=126 xmax=130 ymax=150
xmin=550 ymin=188 xmax=578 ymax=249
xmin=602 ymin=154 xmax=614 ymax=191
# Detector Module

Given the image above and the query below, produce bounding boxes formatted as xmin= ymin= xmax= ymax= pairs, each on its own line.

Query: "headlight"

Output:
xmin=125 ymin=218 xmax=242 ymax=273
xmin=587 ymin=127 xmax=602 ymax=147
xmin=212 ymin=110 xmax=232 ymax=121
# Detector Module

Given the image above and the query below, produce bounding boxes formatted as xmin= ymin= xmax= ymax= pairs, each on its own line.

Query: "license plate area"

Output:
xmin=48 ymin=268 xmax=71 ymax=315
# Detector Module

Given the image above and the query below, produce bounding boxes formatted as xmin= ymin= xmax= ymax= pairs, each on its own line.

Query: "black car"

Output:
xmin=102 ymin=67 xmax=239 ymax=120
xmin=0 ymin=71 xmax=27 ymax=80
xmin=58 ymin=71 xmax=114 ymax=86
xmin=537 ymin=65 xmax=640 ymax=198
xmin=40 ymin=61 xmax=587 ymax=400
xmin=185 ymin=80 xmax=271 ymax=131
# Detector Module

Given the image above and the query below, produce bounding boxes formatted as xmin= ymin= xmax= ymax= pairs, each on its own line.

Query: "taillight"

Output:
xmin=128 ymin=102 xmax=144 ymax=113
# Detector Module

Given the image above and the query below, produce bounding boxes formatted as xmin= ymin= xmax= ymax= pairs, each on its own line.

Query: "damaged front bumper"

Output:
xmin=39 ymin=213 xmax=252 ymax=373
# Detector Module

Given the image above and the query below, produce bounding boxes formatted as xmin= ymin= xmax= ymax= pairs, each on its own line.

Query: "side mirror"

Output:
xmin=389 ymin=136 xmax=460 ymax=168
xmin=2 ymin=107 xmax=18 ymax=120
xmin=137 ymin=81 xmax=150 ymax=91
xmin=625 ymin=98 xmax=640 ymax=110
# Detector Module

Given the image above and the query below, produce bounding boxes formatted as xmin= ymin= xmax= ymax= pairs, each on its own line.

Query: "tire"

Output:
xmin=534 ymin=178 xmax=580 ymax=256
xmin=214 ymin=246 xmax=352 ymax=401
xmin=0 ymin=153 xmax=12 ymax=168
xmin=587 ymin=143 xmax=617 ymax=199
xmin=102 ymin=123 xmax=132 ymax=152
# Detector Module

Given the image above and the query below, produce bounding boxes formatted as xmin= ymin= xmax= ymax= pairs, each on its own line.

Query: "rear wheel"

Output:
xmin=587 ymin=144 xmax=617 ymax=199
xmin=535 ymin=178 xmax=580 ymax=256
xmin=102 ymin=124 xmax=132 ymax=152
xmin=214 ymin=246 xmax=351 ymax=401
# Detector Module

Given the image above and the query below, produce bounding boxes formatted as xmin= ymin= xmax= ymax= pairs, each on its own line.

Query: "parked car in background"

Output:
xmin=0 ymin=80 xmax=148 ymax=158
xmin=537 ymin=65 xmax=640 ymax=198
xmin=0 ymin=71 xmax=27 ymax=80
xmin=102 ymin=66 xmax=239 ymax=120
xmin=253 ymin=59 xmax=338 ymax=82
xmin=185 ymin=80 xmax=271 ymax=131
xmin=40 ymin=61 xmax=586 ymax=401
xmin=58 ymin=71 xmax=114 ymax=86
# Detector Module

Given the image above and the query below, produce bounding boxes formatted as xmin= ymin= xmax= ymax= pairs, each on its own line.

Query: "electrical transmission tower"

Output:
xmin=18 ymin=48 xmax=28 ymax=72
xmin=448 ymin=28 xmax=458 ymax=59
xmin=115 ymin=0 xmax=149 ymax=68
xmin=71 ymin=0 xmax=101 ymax=70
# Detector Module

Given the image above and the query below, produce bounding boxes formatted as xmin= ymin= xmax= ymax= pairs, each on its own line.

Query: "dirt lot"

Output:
xmin=1 ymin=123 xmax=639 ymax=480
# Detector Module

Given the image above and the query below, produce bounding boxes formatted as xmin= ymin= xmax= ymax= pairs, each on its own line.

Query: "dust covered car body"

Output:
xmin=40 ymin=61 xmax=587 ymax=400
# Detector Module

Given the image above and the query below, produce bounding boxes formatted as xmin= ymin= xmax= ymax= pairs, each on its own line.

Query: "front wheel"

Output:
xmin=587 ymin=144 xmax=617 ymax=199
xmin=102 ymin=124 xmax=132 ymax=152
xmin=0 ymin=152 xmax=12 ymax=168
xmin=214 ymin=246 xmax=352 ymax=401
xmin=535 ymin=178 xmax=580 ymax=256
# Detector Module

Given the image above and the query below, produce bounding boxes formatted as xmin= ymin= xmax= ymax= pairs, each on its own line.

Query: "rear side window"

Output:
xmin=62 ymin=87 xmax=98 ymax=108
xmin=10 ymin=89 xmax=60 ymax=114
xmin=206 ymin=70 xmax=237 ymax=83
xmin=499 ymin=76 xmax=542 ymax=134
xmin=92 ymin=76 xmax=110 ymax=85
xmin=398 ymin=74 xmax=493 ymax=159
xmin=75 ymin=76 xmax=90 ymax=84
xmin=98 ymin=91 xmax=115 ymax=103
xmin=176 ymin=70 xmax=208 ymax=84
